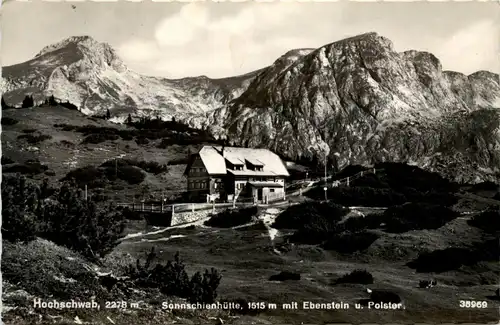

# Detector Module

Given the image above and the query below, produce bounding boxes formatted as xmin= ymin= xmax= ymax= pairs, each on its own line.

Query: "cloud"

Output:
xmin=119 ymin=2 xmax=309 ymax=77
xmin=434 ymin=20 xmax=500 ymax=74
xmin=153 ymin=3 xmax=212 ymax=48
xmin=117 ymin=2 xmax=499 ymax=78
xmin=118 ymin=39 xmax=162 ymax=62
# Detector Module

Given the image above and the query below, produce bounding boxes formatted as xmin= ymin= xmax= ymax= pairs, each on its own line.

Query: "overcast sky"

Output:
xmin=1 ymin=0 xmax=499 ymax=78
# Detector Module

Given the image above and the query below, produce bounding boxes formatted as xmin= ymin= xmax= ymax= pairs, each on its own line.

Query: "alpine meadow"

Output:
xmin=1 ymin=1 xmax=499 ymax=324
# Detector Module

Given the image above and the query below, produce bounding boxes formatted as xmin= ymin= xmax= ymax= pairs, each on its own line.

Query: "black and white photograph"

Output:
xmin=1 ymin=0 xmax=499 ymax=324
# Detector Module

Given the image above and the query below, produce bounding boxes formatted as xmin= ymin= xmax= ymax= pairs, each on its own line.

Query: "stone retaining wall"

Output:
xmin=171 ymin=207 xmax=232 ymax=226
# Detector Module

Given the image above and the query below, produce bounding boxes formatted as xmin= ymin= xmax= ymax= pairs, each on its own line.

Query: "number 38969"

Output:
xmin=459 ymin=300 xmax=488 ymax=308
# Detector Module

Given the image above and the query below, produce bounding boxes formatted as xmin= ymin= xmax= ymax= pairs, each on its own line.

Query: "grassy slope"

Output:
xmin=1 ymin=106 xmax=194 ymax=201
xmin=113 ymin=207 xmax=499 ymax=324
xmin=2 ymin=106 xmax=500 ymax=324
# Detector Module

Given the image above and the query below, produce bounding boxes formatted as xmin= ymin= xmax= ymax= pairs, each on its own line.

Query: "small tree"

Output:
xmin=106 ymin=109 xmax=111 ymax=120
xmin=2 ymin=96 xmax=10 ymax=109
xmin=1 ymin=174 xmax=41 ymax=242
xmin=126 ymin=113 xmax=132 ymax=125
xmin=40 ymin=181 xmax=126 ymax=260
xmin=48 ymin=95 xmax=57 ymax=106
xmin=21 ymin=95 xmax=34 ymax=108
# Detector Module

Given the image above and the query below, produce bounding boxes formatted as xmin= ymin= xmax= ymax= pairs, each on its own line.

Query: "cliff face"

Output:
xmin=1 ymin=36 xmax=257 ymax=120
xmin=2 ymin=33 xmax=499 ymax=183
xmin=197 ymin=33 xmax=500 ymax=183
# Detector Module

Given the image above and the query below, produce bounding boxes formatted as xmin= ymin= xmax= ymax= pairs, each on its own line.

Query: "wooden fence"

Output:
xmin=117 ymin=168 xmax=384 ymax=214
xmin=117 ymin=200 xmax=269 ymax=215
xmin=289 ymin=168 xmax=384 ymax=196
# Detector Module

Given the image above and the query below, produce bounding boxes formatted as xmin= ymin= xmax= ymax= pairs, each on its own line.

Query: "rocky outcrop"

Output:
xmin=202 ymin=33 xmax=500 ymax=183
xmin=2 ymin=32 xmax=499 ymax=183
xmin=1 ymin=36 xmax=258 ymax=119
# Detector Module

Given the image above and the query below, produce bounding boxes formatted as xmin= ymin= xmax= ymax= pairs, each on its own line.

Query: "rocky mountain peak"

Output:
xmin=34 ymin=35 xmax=126 ymax=73
xmin=35 ymin=36 xmax=95 ymax=57
xmin=3 ymin=32 xmax=499 ymax=183
xmin=203 ymin=32 xmax=500 ymax=183
xmin=2 ymin=35 xmax=259 ymax=117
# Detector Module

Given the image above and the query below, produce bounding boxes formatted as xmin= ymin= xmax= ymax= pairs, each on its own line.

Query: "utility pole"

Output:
xmin=324 ymin=154 xmax=327 ymax=201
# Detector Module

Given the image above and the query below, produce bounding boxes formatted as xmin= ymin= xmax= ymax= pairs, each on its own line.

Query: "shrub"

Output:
xmin=101 ymin=158 xmax=168 ymax=175
xmin=204 ymin=207 xmax=258 ymax=228
xmin=335 ymin=269 xmax=374 ymax=285
xmin=468 ymin=209 xmax=500 ymax=233
xmin=188 ymin=268 xmax=222 ymax=304
xmin=59 ymin=140 xmax=75 ymax=147
xmin=3 ymin=162 xmax=49 ymax=175
xmin=135 ymin=137 xmax=149 ymax=145
xmin=57 ymin=124 xmax=77 ymax=131
xmin=168 ymin=158 xmax=189 ymax=165
xmin=350 ymin=173 xmax=391 ymax=189
xmin=39 ymin=182 xmax=125 ymax=260
xmin=407 ymin=248 xmax=477 ymax=273
xmin=306 ymin=186 xmax=407 ymax=207
xmin=21 ymin=95 xmax=34 ymax=108
xmin=475 ymin=238 xmax=499 ymax=262
xmin=269 ymin=271 xmax=301 ymax=281
xmin=381 ymin=203 xmax=460 ymax=233
xmin=1 ymin=156 xmax=15 ymax=164
xmin=290 ymin=215 xmax=341 ymax=245
xmin=135 ymin=160 xmax=168 ymax=174
xmin=322 ymin=231 xmax=379 ymax=253
xmin=1 ymin=175 xmax=40 ymax=242
xmin=417 ymin=190 xmax=459 ymax=206
xmin=335 ymin=165 xmax=370 ymax=180
xmin=82 ymin=133 xmax=120 ymax=144
xmin=2 ymin=96 xmax=12 ymax=109
xmin=17 ymin=133 xmax=52 ymax=144
xmin=470 ymin=181 xmax=499 ymax=192
xmin=336 ymin=214 xmax=385 ymax=232
xmin=117 ymin=131 xmax=134 ymax=141
xmin=62 ymin=166 xmax=108 ymax=188
xmin=1 ymin=117 xmax=19 ymax=125
xmin=126 ymin=249 xmax=222 ymax=303
xmin=375 ymin=162 xmax=458 ymax=193
xmin=58 ymin=101 xmax=78 ymax=110
xmin=273 ymin=202 xmax=349 ymax=245
xmin=273 ymin=201 xmax=348 ymax=230
xmin=2 ymin=175 xmax=124 ymax=259
xmin=114 ymin=165 xmax=145 ymax=185
xmin=48 ymin=95 xmax=58 ymax=106
xmin=407 ymin=239 xmax=497 ymax=274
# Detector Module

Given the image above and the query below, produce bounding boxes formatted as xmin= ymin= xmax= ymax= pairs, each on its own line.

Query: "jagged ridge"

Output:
xmin=194 ymin=32 xmax=500 ymax=183
xmin=2 ymin=32 xmax=499 ymax=183
xmin=1 ymin=36 xmax=259 ymax=120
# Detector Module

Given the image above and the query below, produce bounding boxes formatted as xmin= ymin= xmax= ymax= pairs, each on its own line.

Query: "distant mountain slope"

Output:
xmin=189 ymin=32 xmax=500 ymax=183
xmin=1 ymin=36 xmax=260 ymax=119
xmin=2 ymin=32 xmax=499 ymax=183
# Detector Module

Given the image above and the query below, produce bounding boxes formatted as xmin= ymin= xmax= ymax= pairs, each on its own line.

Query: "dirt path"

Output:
xmin=258 ymin=208 xmax=283 ymax=242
